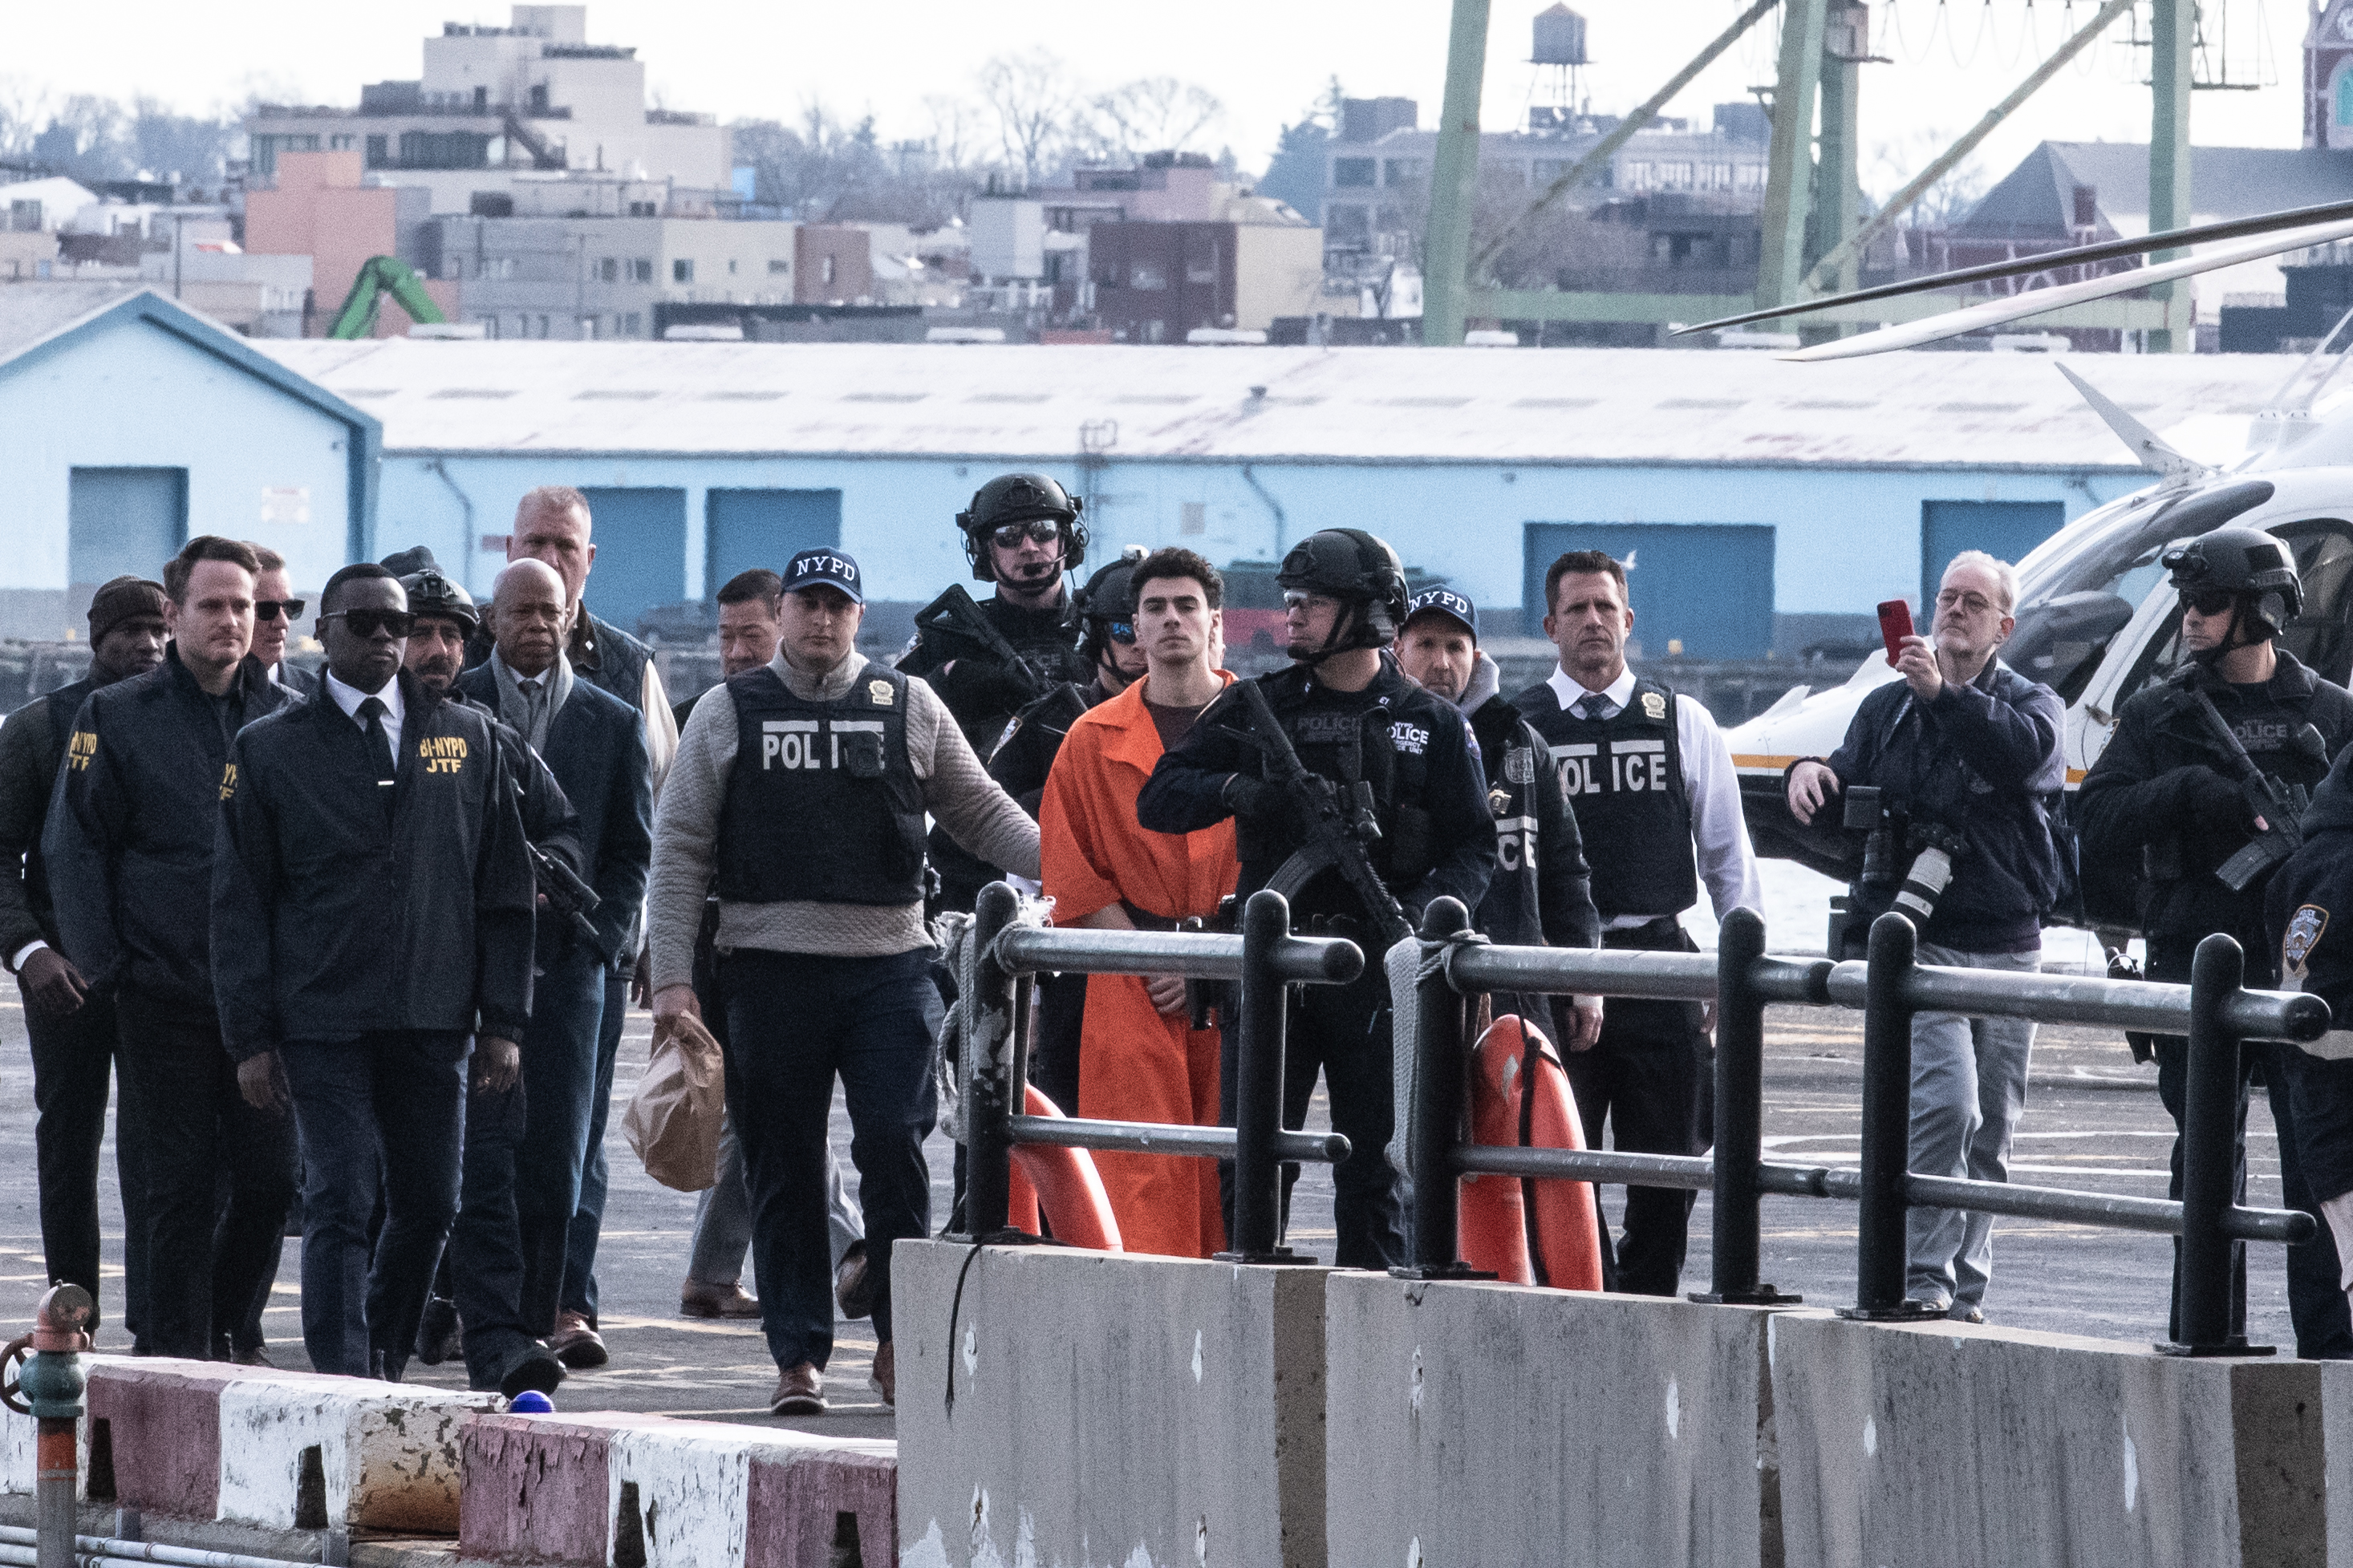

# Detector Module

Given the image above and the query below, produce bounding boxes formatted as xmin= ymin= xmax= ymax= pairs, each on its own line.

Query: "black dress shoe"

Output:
xmin=498 ymin=1349 xmax=566 ymax=1400
xmin=416 ymin=1296 xmax=462 ymax=1366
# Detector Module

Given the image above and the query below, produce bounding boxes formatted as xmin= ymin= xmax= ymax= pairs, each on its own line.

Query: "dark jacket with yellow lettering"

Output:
xmin=209 ymin=670 xmax=538 ymax=1058
xmin=43 ymin=646 xmax=290 ymax=1015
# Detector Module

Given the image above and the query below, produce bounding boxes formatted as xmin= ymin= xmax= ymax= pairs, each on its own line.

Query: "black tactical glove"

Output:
xmin=1223 ymin=774 xmax=1284 ymax=824
xmin=2171 ymin=764 xmax=2245 ymax=828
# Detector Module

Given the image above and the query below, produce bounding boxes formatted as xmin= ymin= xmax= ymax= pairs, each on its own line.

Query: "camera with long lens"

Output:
xmin=1827 ymin=785 xmax=1968 ymax=956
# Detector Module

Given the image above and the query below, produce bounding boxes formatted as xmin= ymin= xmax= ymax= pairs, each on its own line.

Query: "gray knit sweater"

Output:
xmin=648 ymin=650 xmax=1041 ymax=986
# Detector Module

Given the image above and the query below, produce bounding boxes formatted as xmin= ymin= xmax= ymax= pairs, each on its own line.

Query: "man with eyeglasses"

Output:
xmin=210 ymin=565 xmax=533 ymax=1382
xmin=1787 ymin=550 xmax=2067 ymax=1323
xmin=2081 ymin=525 xmax=2353 ymax=1355
xmin=245 ymin=545 xmax=317 ymax=698
xmin=46 ymin=537 xmax=298 ymax=1362
xmin=899 ymin=472 xmax=1096 ymax=914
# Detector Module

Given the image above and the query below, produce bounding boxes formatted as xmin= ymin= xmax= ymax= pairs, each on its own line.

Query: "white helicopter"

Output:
xmin=1696 ymin=201 xmax=2353 ymax=928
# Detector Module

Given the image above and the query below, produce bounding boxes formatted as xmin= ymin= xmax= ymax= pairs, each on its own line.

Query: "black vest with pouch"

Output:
xmin=1517 ymin=676 xmax=1698 ymax=919
xmin=716 ymin=664 xmax=927 ymax=906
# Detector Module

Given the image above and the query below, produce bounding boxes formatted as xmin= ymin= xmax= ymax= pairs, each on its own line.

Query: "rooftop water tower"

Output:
xmin=1530 ymin=5 xmax=1589 ymax=133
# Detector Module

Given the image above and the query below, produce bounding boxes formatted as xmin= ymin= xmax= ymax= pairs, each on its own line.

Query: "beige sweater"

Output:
xmin=648 ymin=650 xmax=1041 ymax=986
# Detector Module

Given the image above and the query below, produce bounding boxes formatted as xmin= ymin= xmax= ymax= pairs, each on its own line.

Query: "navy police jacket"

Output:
xmin=2266 ymin=752 xmax=2353 ymax=1205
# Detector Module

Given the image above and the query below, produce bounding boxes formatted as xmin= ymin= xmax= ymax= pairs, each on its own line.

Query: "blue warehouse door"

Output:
xmin=1522 ymin=523 xmax=1775 ymax=658
xmin=706 ymin=489 xmax=843 ymax=596
xmin=70 ymin=468 xmax=186 ymax=615
xmin=578 ymin=487 xmax=686 ymax=632
xmin=1921 ymin=500 xmax=2064 ymax=608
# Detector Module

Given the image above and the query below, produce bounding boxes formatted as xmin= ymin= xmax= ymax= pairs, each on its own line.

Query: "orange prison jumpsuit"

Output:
xmin=1039 ymin=676 xmax=1238 ymax=1258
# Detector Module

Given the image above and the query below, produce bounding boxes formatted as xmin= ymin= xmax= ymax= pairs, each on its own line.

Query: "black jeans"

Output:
xmin=279 ymin=1033 xmax=467 ymax=1380
xmin=2148 ymin=938 xmax=2353 ymax=1356
xmin=1562 ymin=922 xmax=1714 ymax=1299
xmin=723 ymin=946 xmax=939 ymax=1371
xmin=1219 ymin=961 xmax=1405 ymax=1270
xmin=115 ymin=996 xmax=297 ymax=1359
xmin=452 ymin=1077 xmax=565 ymax=1389
xmin=24 ymin=982 xmax=146 ymax=1341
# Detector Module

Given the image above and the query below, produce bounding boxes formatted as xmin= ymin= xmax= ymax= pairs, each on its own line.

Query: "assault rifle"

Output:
xmin=2192 ymin=691 xmax=2319 ymax=893
xmin=909 ymin=584 xmax=1062 ymax=707
xmin=530 ymin=839 xmax=602 ymax=945
xmin=1230 ymin=679 xmax=1416 ymax=952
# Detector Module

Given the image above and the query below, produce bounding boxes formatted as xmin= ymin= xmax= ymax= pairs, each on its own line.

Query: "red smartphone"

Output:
xmin=1876 ymin=599 xmax=1914 ymax=667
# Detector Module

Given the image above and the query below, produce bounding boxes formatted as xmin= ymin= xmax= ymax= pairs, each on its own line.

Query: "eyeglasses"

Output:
xmin=1106 ymin=620 xmax=1136 ymax=645
xmin=1933 ymin=589 xmax=2001 ymax=616
xmin=323 ymin=608 xmax=416 ymax=638
xmin=991 ymin=521 xmax=1062 ymax=549
xmin=2182 ymin=589 xmax=2239 ymax=617
xmin=254 ymin=599 xmax=306 ymax=622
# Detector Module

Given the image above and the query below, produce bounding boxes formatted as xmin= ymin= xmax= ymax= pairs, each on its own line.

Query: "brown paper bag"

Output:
xmin=622 ymin=1011 xmax=726 ymax=1192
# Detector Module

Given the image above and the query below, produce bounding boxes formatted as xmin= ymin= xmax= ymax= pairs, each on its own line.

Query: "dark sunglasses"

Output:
xmin=991 ymin=521 xmax=1062 ymax=549
xmin=2182 ymin=589 xmax=2238 ymax=617
xmin=1106 ymin=620 xmax=1136 ymax=645
xmin=324 ymin=608 xmax=416 ymax=638
xmin=254 ymin=598 xmax=306 ymax=622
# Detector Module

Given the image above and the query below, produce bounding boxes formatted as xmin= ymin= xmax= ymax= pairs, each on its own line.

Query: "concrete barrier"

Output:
xmin=1767 ymin=1312 xmax=2327 ymax=1567
xmin=1323 ymin=1273 xmax=1793 ymax=1568
xmin=892 ymin=1238 xmax=1330 ymax=1568
xmin=74 ymin=1358 xmax=493 ymax=1533
xmin=459 ymin=1410 xmax=895 ymax=1567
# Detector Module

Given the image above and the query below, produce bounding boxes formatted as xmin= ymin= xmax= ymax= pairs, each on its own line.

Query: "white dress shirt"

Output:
xmin=322 ymin=669 xmax=405 ymax=761
xmin=1543 ymin=664 xmax=1763 ymax=927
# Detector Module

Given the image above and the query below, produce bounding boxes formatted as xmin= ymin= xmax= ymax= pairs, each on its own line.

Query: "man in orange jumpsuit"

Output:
xmin=1041 ymin=548 xmax=1236 ymax=1258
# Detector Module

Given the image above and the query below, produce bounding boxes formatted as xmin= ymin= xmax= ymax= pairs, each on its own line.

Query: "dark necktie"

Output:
xmin=1577 ymin=694 xmax=1613 ymax=722
xmin=358 ymin=696 xmax=397 ymax=800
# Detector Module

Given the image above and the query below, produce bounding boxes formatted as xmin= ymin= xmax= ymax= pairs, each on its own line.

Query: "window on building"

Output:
xmin=822 ymin=255 xmax=837 ymax=286
xmin=330 ymin=134 xmax=355 ymax=151
xmin=628 ymin=201 xmax=657 ymax=217
xmin=1184 ymin=237 xmax=1219 ymax=285
xmin=1131 ymin=261 xmax=1168 ymax=290
xmin=1333 ymin=157 xmax=1377 ymax=188
xmin=597 ymin=257 xmax=618 ymax=282
xmin=365 ymin=134 xmax=388 ymax=168
xmin=622 ymin=312 xmax=642 ymax=335
xmin=768 ymin=259 xmax=789 ymax=274
xmin=673 ymin=258 xmax=695 ymax=283
xmin=728 ymin=257 xmax=738 ymax=274
xmin=477 ymin=316 xmax=500 ymax=339
xmin=2339 ymin=67 xmax=2353 ymax=126
xmin=1381 ymin=158 xmax=1426 ymax=186
xmin=537 ymin=314 xmax=550 ymax=338
xmin=631 ymin=258 xmax=654 ymax=282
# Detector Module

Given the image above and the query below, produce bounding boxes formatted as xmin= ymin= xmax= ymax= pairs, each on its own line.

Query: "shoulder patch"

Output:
xmin=1641 ymin=690 xmax=1668 ymax=720
xmin=66 ymin=730 xmax=96 ymax=772
xmin=2286 ymin=904 xmax=2331 ymax=989
xmin=869 ymin=679 xmax=895 ymax=707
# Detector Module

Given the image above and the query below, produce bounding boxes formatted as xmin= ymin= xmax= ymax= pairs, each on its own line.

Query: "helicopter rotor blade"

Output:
xmin=1674 ymin=197 xmax=2353 ymax=338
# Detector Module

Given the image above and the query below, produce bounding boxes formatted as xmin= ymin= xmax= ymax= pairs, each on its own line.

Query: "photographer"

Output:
xmin=2079 ymin=526 xmax=2353 ymax=1355
xmin=1787 ymin=552 xmax=2065 ymax=1322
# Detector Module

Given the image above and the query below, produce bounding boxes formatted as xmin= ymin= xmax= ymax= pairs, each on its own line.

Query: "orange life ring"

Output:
xmin=1457 ymin=1013 xmax=1604 ymax=1290
xmin=1007 ymin=1084 xmax=1125 ymax=1251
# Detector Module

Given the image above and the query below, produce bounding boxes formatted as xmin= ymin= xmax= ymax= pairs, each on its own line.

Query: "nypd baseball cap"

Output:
xmin=1405 ymin=587 xmax=1477 ymax=640
xmin=781 ymin=548 xmax=866 ymax=604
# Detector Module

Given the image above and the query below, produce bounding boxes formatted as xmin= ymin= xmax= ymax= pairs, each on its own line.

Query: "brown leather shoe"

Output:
xmin=770 ymin=1362 xmax=826 ymax=1416
xmin=547 ymin=1310 xmax=609 ymax=1369
xmin=834 ymin=1243 xmax=874 ymax=1319
xmin=869 ymin=1341 xmax=895 ymax=1408
xmin=680 ymin=1281 xmax=761 ymax=1319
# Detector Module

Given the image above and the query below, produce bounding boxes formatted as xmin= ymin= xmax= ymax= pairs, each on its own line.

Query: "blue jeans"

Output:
xmin=561 ymin=966 xmax=628 ymax=1323
xmin=1904 ymin=941 xmax=2041 ymax=1312
xmin=722 ymin=946 xmax=939 ymax=1371
xmin=279 ymin=1033 xmax=467 ymax=1379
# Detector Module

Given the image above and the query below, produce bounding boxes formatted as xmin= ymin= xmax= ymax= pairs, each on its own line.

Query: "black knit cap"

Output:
xmin=87 ymin=577 xmax=168 ymax=645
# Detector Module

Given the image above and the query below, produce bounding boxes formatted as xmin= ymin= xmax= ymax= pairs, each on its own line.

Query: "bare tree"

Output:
xmin=977 ymin=49 xmax=1081 ymax=189
xmin=0 ymin=76 xmax=51 ymax=160
xmin=1085 ymin=77 xmax=1222 ymax=163
xmin=1867 ymin=129 xmax=1990 ymax=232
xmin=922 ymin=93 xmax=986 ymax=175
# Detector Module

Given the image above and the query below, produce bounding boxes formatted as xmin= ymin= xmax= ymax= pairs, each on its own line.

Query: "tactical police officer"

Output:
xmin=649 ymin=548 xmax=1041 ymax=1415
xmin=1138 ymin=528 xmax=1495 ymax=1269
xmin=2079 ymin=525 xmax=2353 ymax=1355
xmin=899 ymin=472 xmax=1095 ymax=913
xmin=1512 ymin=549 xmax=1763 ymax=1297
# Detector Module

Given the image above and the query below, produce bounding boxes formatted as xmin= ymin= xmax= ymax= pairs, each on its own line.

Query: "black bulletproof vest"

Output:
xmin=716 ymin=665 xmax=927 ymax=907
xmin=1471 ymin=702 xmax=1545 ymax=946
xmin=1520 ymin=677 xmax=1698 ymax=919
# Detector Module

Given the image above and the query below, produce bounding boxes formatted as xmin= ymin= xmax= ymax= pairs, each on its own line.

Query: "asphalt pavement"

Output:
xmin=0 ymin=986 xmax=2306 ymax=1448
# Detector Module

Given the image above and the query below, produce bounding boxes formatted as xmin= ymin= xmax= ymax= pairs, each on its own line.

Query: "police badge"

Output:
xmin=1641 ymin=691 xmax=1667 ymax=720
xmin=2284 ymin=904 xmax=2330 ymax=991
xmin=869 ymin=679 xmax=895 ymax=706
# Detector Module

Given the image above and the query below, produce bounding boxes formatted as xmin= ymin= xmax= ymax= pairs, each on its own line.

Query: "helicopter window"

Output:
xmin=2103 ymin=518 xmax=2353 ymax=707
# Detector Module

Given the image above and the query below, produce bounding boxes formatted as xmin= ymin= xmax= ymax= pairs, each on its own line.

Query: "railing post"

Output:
xmin=955 ymin=881 xmax=1021 ymax=1241
xmin=1693 ymin=907 xmax=1800 ymax=1306
xmin=1839 ymin=912 xmax=1942 ymax=1320
xmin=2160 ymin=932 xmax=2273 ymax=1355
xmin=1394 ymin=896 xmax=1484 ymax=1279
xmin=0 ymin=1285 xmax=92 ymax=1568
xmin=1219 ymin=888 xmax=1309 ymax=1263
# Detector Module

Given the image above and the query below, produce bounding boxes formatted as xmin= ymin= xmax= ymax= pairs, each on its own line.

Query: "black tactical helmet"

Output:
xmin=1277 ymin=528 xmax=1410 ymax=651
xmin=1075 ymin=546 xmax=1146 ymax=658
xmin=956 ymin=472 xmax=1089 ymax=581
xmin=403 ymin=569 xmax=480 ymax=632
xmin=2162 ymin=525 xmax=2302 ymax=641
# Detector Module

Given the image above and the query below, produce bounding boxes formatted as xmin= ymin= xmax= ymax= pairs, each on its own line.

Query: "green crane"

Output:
xmin=327 ymin=256 xmax=447 ymax=340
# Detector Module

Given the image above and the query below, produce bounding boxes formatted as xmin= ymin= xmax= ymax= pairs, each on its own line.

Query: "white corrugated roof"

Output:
xmin=250 ymin=338 xmax=2309 ymax=470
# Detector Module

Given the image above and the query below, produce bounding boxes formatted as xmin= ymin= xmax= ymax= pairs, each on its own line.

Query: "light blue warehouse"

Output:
xmin=0 ymin=286 xmax=379 ymax=640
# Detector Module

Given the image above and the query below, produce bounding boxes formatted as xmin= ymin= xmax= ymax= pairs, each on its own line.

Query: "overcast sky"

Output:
xmin=10 ymin=0 xmax=2314 ymax=196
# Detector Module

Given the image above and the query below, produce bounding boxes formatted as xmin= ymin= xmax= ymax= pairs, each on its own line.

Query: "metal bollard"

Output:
xmin=955 ymin=881 xmax=1022 ymax=1242
xmin=1 ymin=1284 xmax=95 ymax=1568
xmin=1839 ymin=913 xmax=1943 ymax=1321
xmin=2160 ymin=933 xmax=2271 ymax=1355
xmin=1692 ymin=907 xmax=1802 ymax=1306
xmin=1219 ymin=889 xmax=1310 ymax=1262
xmin=1394 ymin=897 xmax=1488 ymax=1280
